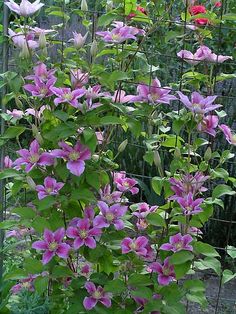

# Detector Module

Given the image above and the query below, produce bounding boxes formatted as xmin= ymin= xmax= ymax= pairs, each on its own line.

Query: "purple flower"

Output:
xmin=51 ymin=141 xmax=91 ymax=176
xmin=8 ymin=29 xmax=38 ymax=49
xmin=83 ymin=281 xmax=112 ymax=310
xmin=50 ymin=87 xmax=86 ymax=108
xmin=81 ymin=263 xmax=91 ymax=277
xmin=70 ymin=31 xmax=88 ymax=49
xmin=114 ymin=171 xmax=139 ymax=194
xmin=197 ymin=115 xmax=219 ymax=136
xmin=112 ymin=90 xmax=135 ymax=103
xmin=94 ymin=201 xmax=128 ymax=230
xmin=132 ymin=202 xmax=157 ymax=230
xmin=25 ymin=63 xmax=56 ymax=82
xmin=160 ymin=233 xmax=193 ymax=252
xmin=177 ymin=91 xmax=222 ymax=114
xmin=169 ymin=172 xmax=209 ymax=200
xmin=85 ymin=85 xmax=104 ymax=110
xmin=6 ymin=227 xmax=34 ymax=239
xmin=149 ymin=257 xmax=175 ymax=286
xmin=25 ymin=105 xmax=50 ymax=119
xmin=121 ymin=236 xmax=149 ymax=256
xmin=11 ymin=274 xmax=38 ymax=294
xmin=96 ymin=21 xmax=144 ymax=43
xmin=24 ymin=77 xmax=56 ymax=98
xmin=99 ymin=184 xmax=122 ymax=204
xmin=5 ymin=0 xmax=44 ymax=17
xmin=129 ymin=78 xmax=176 ymax=105
xmin=70 ymin=69 xmax=89 ymax=88
xmin=4 ymin=155 xmax=13 ymax=168
xmin=177 ymin=193 xmax=204 ymax=216
xmin=67 ymin=218 xmax=102 ymax=250
xmin=35 ymin=176 xmax=64 ymax=200
xmin=219 ymin=124 xmax=236 ymax=146
xmin=6 ymin=109 xmax=24 ymax=119
xmin=32 ymin=228 xmax=70 ymax=264
xmin=14 ymin=139 xmax=54 ymax=172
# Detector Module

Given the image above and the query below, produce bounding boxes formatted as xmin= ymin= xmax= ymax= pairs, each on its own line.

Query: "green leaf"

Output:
xmin=128 ymin=274 xmax=152 ymax=287
xmin=151 ymin=177 xmax=163 ymax=195
xmin=131 ymin=287 xmax=152 ymax=300
xmin=52 ymin=266 xmax=74 ymax=278
xmin=184 ymin=279 xmax=205 ymax=292
xmin=226 ymin=245 xmax=236 ymax=259
xmin=0 ymin=169 xmax=22 ymax=180
xmin=0 ymin=220 xmax=17 ymax=229
xmin=170 ymin=251 xmax=194 ymax=265
xmin=4 ymin=269 xmax=27 ymax=280
xmin=212 ymin=184 xmax=235 ymax=200
xmin=23 ymin=258 xmax=43 ymax=274
xmin=211 ymin=168 xmax=229 ymax=181
xmin=104 ymin=279 xmax=126 ymax=294
xmin=174 ymin=261 xmax=191 ymax=279
xmin=34 ymin=276 xmax=49 ymax=294
xmin=100 ymin=116 xmax=123 ymax=125
xmin=222 ymin=269 xmax=236 ymax=285
xmin=194 ymin=257 xmax=221 ymax=275
xmin=12 ymin=207 xmax=36 ymax=219
xmin=34 ymin=196 xmax=56 ymax=211
xmin=98 ymin=12 xmax=117 ymax=27
xmin=1 ymin=126 xmax=25 ymax=139
xmin=32 ymin=217 xmax=51 ymax=233
xmin=146 ymin=213 xmax=165 ymax=227
xmin=193 ymin=242 xmax=220 ymax=257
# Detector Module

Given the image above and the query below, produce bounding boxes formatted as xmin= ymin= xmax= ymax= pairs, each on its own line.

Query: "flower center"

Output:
xmin=93 ymin=290 xmax=102 ymax=299
xmin=129 ymin=242 xmax=137 ymax=250
xmin=40 ymin=87 xmax=48 ymax=95
xmin=123 ymin=182 xmax=130 ymax=188
xmin=112 ymin=34 xmax=121 ymax=41
xmin=80 ymin=230 xmax=88 ymax=239
xmin=22 ymin=282 xmax=31 ymax=288
xmin=175 ymin=242 xmax=183 ymax=250
xmin=192 ymin=103 xmax=202 ymax=111
xmin=69 ymin=152 xmax=80 ymax=161
xmin=150 ymin=93 xmax=159 ymax=101
xmin=163 ymin=268 xmax=170 ymax=276
xmin=106 ymin=213 xmax=114 ymax=222
xmin=49 ymin=241 xmax=58 ymax=251
xmin=186 ymin=206 xmax=192 ymax=212
xmin=46 ymin=187 xmax=53 ymax=193
xmin=64 ymin=93 xmax=73 ymax=101
xmin=29 ymin=154 xmax=40 ymax=163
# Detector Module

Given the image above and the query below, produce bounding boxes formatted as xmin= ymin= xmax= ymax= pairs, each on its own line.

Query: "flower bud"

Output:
xmin=118 ymin=139 xmax=128 ymax=153
xmin=20 ymin=42 xmax=30 ymax=59
xmin=39 ymin=31 xmax=47 ymax=49
xmin=106 ymin=0 xmax=113 ymax=11
xmin=26 ymin=176 xmax=36 ymax=189
xmin=81 ymin=0 xmax=88 ymax=11
xmin=90 ymin=40 xmax=98 ymax=58
xmin=204 ymin=147 xmax=212 ymax=161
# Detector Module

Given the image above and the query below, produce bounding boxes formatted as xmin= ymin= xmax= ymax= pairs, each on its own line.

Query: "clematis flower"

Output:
xmin=51 ymin=141 xmax=91 ymax=176
xmin=96 ymin=21 xmax=144 ymax=44
xmin=113 ymin=171 xmax=139 ymax=194
xmin=14 ymin=139 xmax=54 ymax=172
xmin=11 ymin=274 xmax=38 ymax=294
xmin=32 ymin=228 xmax=70 ymax=264
xmin=81 ymin=263 xmax=91 ymax=277
xmin=83 ymin=282 xmax=112 ymax=310
xmin=85 ymin=85 xmax=104 ymax=110
xmin=67 ymin=218 xmax=102 ymax=249
xmin=94 ymin=201 xmax=128 ymax=230
xmin=129 ymin=78 xmax=176 ymax=105
xmin=149 ymin=257 xmax=175 ymax=286
xmin=177 ymin=91 xmax=221 ymax=114
xmin=132 ymin=202 xmax=157 ymax=230
xmin=25 ymin=105 xmax=50 ymax=119
xmin=160 ymin=233 xmax=193 ymax=252
xmin=169 ymin=172 xmax=209 ymax=200
xmin=4 ymin=156 xmax=13 ymax=168
xmin=112 ymin=90 xmax=135 ymax=103
xmin=24 ymin=77 xmax=56 ymax=98
xmin=50 ymin=87 xmax=86 ymax=108
xmin=35 ymin=176 xmax=64 ymax=200
xmin=70 ymin=69 xmax=89 ymax=88
xmin=70 ymin=31 xmax=88 ymax=49
xmin=6 ymin=227 xmax=34 ymax=239
xmin=121 ymin=236 xmax=149 ymax=256
xmin=177 ymin=193 xmax=204 ymax=216
xmin=6 ymin=109 xmax=24 ymax=119
xmin=197 ymin=115 xmax=219 ymax=136
xmin=5 ymin=0 xmax=44 ymax=17
xmin=8 ymin=29 xmax=38 ymax=50
xmin=25 ymin=63 xmax=56 ymax=82
xmin=219 ymin=124 xmax=236 ymax=146
xmin=99 ymin=184 xmax=122 ymax=204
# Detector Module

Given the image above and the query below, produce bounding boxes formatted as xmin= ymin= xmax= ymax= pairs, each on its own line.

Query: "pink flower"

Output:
xmin=24 ymin=77 xmax=56 ymax=98
xmin=214 ymin=2 xmax=222 ymax=8
xmin=132 ymin=202 xmax=157 ymax=230
xmin=4 ymin=156 xmax=13 ymax=168
xmin=66 ymin=218 xmax=102 ymax=250
xmin=129 ymin=78 xmax=176 ymax=105
xmin=70 ymin=31 xmax=88 ymax=49
xmin=197 ymin=115 xmax=219 ymax=136
xmin=5 ymin=0 xmax=44 ymax=17
xmin=149 ymin=257 xmax=175 ymax=286
xmin=113 ymin=171 xmax=139 ymax=194
xmin=6 ymin=227 xmax=34 ymax=239
xmin=112 ymin=90 xmax=135 ymax=103
xmin=35 ymin=176 xmax=64 ymax=200
xmin=81 ymin=263 xmax=91 ymax=277
xmin=25 ymin=105 xmax=50 ymax=119
xmin=25 ymin=63 xmax=56 ymax=82
xmin=177 ymin=91 xmax=222 ymax=114
xmin=6 ymin=109 xmax=24 ymax=119
xmin=121 ymin=236 xmax=149 ymax=256
xmin=99 ymin=184 xmax=122 ymax=204
xmin=177 ymin=193 xmax=204 ymax=216
xmin=70 ymin=69 xmax=89 ymax=88
xmin=96 ymin=21 xmax=144 ymax=44
xmin=8 ymin=29 xmax=38 ymax=49
xmin=32 ymin=228 xmax=70 ymax=264
xmin=94 ymin=201 xmax=128 ymax=230
xmin=51 ymin=141 xmax=91 ymax=176
xmin=160 ymin=233 xmax=193 ymax=252
xmin=85 ymin=85 xmax=104 ymax=110
xmin=14 ymin=139 xmax=54 ymax=172
xmin=51 ymin=87 xmax=85 ymax=108
xmin=11 ymin=274 xmax=38 ymax=294
xmin=83 ymin=282 xmax=112 ymax=310
xmin=219 ymin=124 xmax=236 ymax=146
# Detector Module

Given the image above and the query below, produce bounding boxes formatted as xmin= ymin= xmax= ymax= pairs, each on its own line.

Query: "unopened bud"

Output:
xmin=106 ymin=0 xmax=113 ymax=11
xmin=204 ymin=147 xmax=212 ymax=161
xmin=90 ymin=40 xmax=98 ymax=58
xmin=154 ymin=151 xmax=164 ymax=177
xmin=118 ymin=139 xmax=128 ymax=153
xmin=20 ymin=42 xmax=30 ymax=59
xmin=81 ymin=0 xmax=88 ymax=11
xmin=32 ymin=125 xmax=43 ymax=144
xmin=39 ymin=31 xmax=47 ymax=49
xmin=174 ymin=147 xmax=181 ymax=159
xmin=26 ymin=176 xmax=36 ymax=189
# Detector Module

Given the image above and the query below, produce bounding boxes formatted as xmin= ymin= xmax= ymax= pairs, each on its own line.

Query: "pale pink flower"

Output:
xmin=5 ymin=0 xmax=44 ymax=17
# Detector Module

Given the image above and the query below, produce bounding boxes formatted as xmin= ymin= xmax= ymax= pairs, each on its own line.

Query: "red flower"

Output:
xmin=189 ymin=5 xmax=208 ymax=25
xmin=214 ymin=2 xmax=222 ymax=7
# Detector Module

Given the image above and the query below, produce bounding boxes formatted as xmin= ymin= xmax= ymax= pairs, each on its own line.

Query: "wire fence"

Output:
xmin=1 ymin=0 xmax=236 ymax=313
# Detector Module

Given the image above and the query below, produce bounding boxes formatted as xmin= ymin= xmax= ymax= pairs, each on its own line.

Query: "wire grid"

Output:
xmin=1 ymin=0 xmax=236 ymax=313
